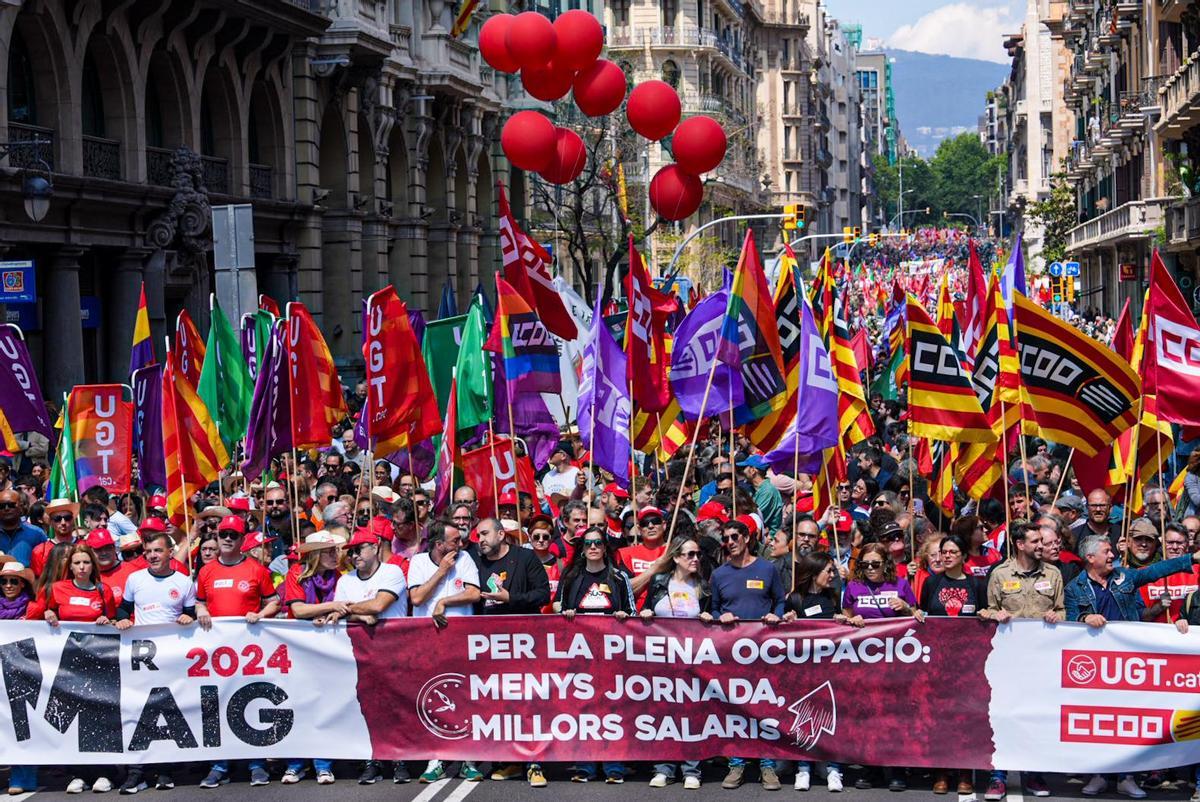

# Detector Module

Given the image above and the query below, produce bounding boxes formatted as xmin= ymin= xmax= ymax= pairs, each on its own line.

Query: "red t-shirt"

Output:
xmin=101 ymin=561 xmax=141 ymax=607
xmin=540 ymin=559 xmax=561 ymax=615
xmin=196 ymin=558 xmax=277 ymax=617
xmin=965 ymin=550 xmax=1002 ymax=578
xmin=1140 ymin=566 xmax=1200 ymax=623
xmin=617 ymin=543 xmax=666 ymax=609
xmin=31 ymin=538 xmax=71 ymax=577
xmin=280 ymin=564 xmax=305 ymax=618
xmin=46 ymin=580 xmax=117 ymax=622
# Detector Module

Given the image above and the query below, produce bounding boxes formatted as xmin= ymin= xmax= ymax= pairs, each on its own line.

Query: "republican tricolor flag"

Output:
xmin=129 ymin=282 xmax=155 ymax=376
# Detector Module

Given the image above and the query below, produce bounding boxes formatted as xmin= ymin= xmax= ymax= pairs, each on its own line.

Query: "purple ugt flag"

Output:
xmin=491 ymin=355 xmax=560 ymax=471
xmin=242 ymin=320 xmax=292 ymax=482
xmin=0 ymin=324 xmax=52 ymax=441
xmin=578 ymin=293 xmax=631 ymax=486
xmin=132 ymin=364 xmax=166 ymax=491
xmin=669 ymin=290 xmax=744 ymax=420
xmin=765 ymin=299 xmax=840 ymax=474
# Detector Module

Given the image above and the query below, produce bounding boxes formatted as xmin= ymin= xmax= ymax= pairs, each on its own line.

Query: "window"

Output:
xmin=7 ymin=33 xmax=35 ymax=125
xmin=662 ymin=60 xmax=680 ymax=89
xmin=81 ymin=52 xmax=105 ymax=137
xmin=145 ymin=82 xmax=164 ymax=148
xmin=661 ymin=0 xmax=677 ymax=28
xmin=613 ymin=0 xmax=629 ymax=24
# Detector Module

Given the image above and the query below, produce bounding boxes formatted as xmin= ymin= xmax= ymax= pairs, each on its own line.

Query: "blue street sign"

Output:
xmin=1065 ymin=261 xmax=1081 ymax=277
xmin=0 ymin=261 xmax=35 ymax=303
xmin=1048 ymin=261 xmax=1064 ymax=277
xmin=80 ymin=296 xmax=101 ymax=329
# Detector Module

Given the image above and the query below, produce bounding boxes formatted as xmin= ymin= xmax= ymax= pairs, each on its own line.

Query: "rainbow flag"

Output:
xmin=129 ymin=282 xmax=155 ymax=375
xmin=451 ymin=0 xmax=479 ymax=37
xmin=484 ymin=275 xmax=562 ymax=394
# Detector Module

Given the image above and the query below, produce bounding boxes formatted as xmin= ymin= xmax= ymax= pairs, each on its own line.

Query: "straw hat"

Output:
xmin=0 ymin=558 xmax=35 ymax=589
xmin=298 ymin=531 xmax=343 ymax=553
xmin=45 ymin=498 xmax=79 ymax=518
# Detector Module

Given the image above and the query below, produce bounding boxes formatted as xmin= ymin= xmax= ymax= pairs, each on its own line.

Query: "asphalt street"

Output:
xmin=11 ymin=763 xmax=1198 ymax=802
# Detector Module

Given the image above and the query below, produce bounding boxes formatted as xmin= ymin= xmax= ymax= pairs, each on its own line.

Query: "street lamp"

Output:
xmin=1 ymin=136 xmax=53 ymax=223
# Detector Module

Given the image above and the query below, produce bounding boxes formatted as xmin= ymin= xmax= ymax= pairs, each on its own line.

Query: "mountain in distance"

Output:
xmin=877 ymin=49 xmax=1010 ymax=158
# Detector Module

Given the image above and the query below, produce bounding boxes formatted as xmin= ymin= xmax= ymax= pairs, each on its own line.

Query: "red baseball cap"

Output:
xmin=240 ymin=531 xmax=277 ymax=554
xmin=696 ymin=500 xmax=730 ymax=523
xmin=735 ymin=514 xmax=759 ymax=537
xmin=794 ymin=493 xmax=815 ymax=514
xmin=637 ymin=506 xmax=665 ymax=522
xmin=227 ymin=496 xmax=251 ymax=513
xmin=604 ymin=483 xmax=630 ymax=499
xmin=148 ymin=494 xmax=168 ymax=509
xmin=217 ymin=515 xmax=246 ymax=535
xmin=84 ymin=528 xmax=115 ymax=550
xmin=834 ymin=510 xmax=853 ymax=533
xmin=347 ymin=527 xmax=381 ymax=548
xmin=367 ymin=516 xmax=393 ymax=541
xmin=138 ymin=517 xmax=167 ymax=534
xmin=497 ymin=491 xmax=519 ymax=507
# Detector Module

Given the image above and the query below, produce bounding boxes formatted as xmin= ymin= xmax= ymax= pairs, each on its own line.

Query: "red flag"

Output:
xmin=163 ymin=351 xmax=228 ymax=487
xmin=364 ymin=286 xmax=440 ymax=449
xmin=498 ymin=183 xmax=578 ymax=341
xmin=1112 ymin=298 xmax=1134 ymax=362
xmin=286 ymin=302 xmax=348 ymax=449
xmin=460 ymin=435 xmax=537 ymax=518
xmin=1145 ymin=250 xmax=1200 ymax=426
xmin=959 ymin=241 xmax=988 ymax=370
xmin=259 ymin=295 xmax=282 ymax=317
xmin=433 ymin=378 xmax=458 ymax=513
xmin=68 ymin=385 xmax=133 ymax=495
xmin=626 ymin=236 xmax=670 ymax=412
xmin=174 ymin=310 xmax=206 ymax=388
xmin=850 ymin=328 xmax=872 ymax=374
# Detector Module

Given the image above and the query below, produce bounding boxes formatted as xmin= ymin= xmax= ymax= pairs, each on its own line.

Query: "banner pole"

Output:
xmin=290 ymin=448 xmax=302 ymax=548
xmin=486 ymin=419 xmax=500 ymax=515
xmin=1017 ymin=431 xmax=1031 ymax=516
xmin=729 ymin=379 xmax=736 ymax=520
xmin=667 ymin=356 xmax=720 ymax=545
xmin=824 ymin=452 xmax=841 ymax=566
xmin=628 ymin=378 xmax=639 ymax=544
xmin=1155 ymin=427 xmax=1172 ymax=624
xmin=1052 ymin=447 xmax=1074 ymax=502
xmin=1001 ymin=401 xmax=1012 ymax=560
xmin=1121 ymin=404 xmax=1144 ymax=565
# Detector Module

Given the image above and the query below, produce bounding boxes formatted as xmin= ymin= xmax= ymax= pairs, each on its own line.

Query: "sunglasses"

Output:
xmin=0 ymin=503 xmax=17 ymax=510
xmin=216 ymin=532 xmax=241 ymax=540
xmin=873 ymin=500 xmax=889 ymax=507
xmin=0 ymin=578 xmax=22 ymax=587
xmin=51 ymin=514 xmax=74 ymax=523
xmin=530 ymin=533 xmax=552 ymax=542
xmin=347 ymin=544 xmax=373 ymax=556
xmin=681 ymin=550 xmax=701 ymax=559
xmin=265 ymin=500 xmax=287 ymax=507
xmin=838 ymin=484 xmax=851 ymax=491
xmin=582 ymin=538 xmax=605 ymax=547
xmin=415 ymin=500 xmax=429 ymax=507
xmin=642 ymin=517 xmax=663 ymax=526
xmin=324 ymin=495 xmax=338 ymax=503
xmin=859 ymin=560 xmax=884 ymax=568
xmin=721 ymin=533 xmax=743 ymax=543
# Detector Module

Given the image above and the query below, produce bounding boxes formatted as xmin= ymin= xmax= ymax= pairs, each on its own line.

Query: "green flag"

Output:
xmin=49 ymin=394 xmax=77 ymax=501
xmin=454 ymin=296 xmax=493 ymax=431
xmin=197 ymin=301 xmax=254 ymax=452
xmin=422 ymin=313 xmax=467 ymax=417
xmin=870 ymin=346 xmax=902 ymax=402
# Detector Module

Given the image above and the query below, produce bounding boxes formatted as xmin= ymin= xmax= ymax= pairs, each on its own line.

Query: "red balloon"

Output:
xmin=505 ymin=12 xmax=557 ymax=70
xmin=553 ymin=10 xmax=604 ymax=71
xmin=627 ymin=80 xmax=682 ymax=141
xmin=501 ymin=111 xmax=557 ymax=172
xmin=649 ymin=165 xmax=703 ymax=221
xmin=522 ymin=58 xmax=576 ymax=102
xmin=672 ymin=115 xmax=727 ymax=175
xmin=573 ymin=59 xmax=626 ymax=117
xmin=539 ymin=128 xmax=588 ymax=184
xmin=479 ymin=15 xmax=520 ymax=73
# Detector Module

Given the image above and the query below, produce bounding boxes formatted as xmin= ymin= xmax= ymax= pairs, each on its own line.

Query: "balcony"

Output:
xmin=147 ymin=146 xmax=173 ymax=187
xmin=249 ymin=164 xmax=274 ymax=199
xmin=1166 ymin=197 xmax=1200 ymax=245
xmin=1114 ymin=0 xmax=1140 ymax=20
xmin=201 ymin=155 xmax=230 ymax=195
xmin=82 ymin=135 xmax=120 ymax=180
xmin=1067 ymin=198 xmax=1168 ymax=252
xmin=6 ymin=123 xmax=54 ymax=171
xmin=1157 ymin=50 xmax=1200 ymax=138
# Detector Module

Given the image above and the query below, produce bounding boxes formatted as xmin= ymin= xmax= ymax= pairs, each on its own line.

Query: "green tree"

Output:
xmin=873 ymin=153 xmax=936 ymax=227
xmin=1025 ymin=171 xmax=1077 ymax=264
xmin=929 ymin=133 xmax=1005 ymax=225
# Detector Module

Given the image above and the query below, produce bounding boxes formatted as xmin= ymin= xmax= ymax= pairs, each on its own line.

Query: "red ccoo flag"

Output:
xmin=497 ymin=182 xmax=578 ymax=341
xmin=626 ymin=236 xmax=671 ymax=412
xmin=1145 ymin=250 xmax=1200 ymax=426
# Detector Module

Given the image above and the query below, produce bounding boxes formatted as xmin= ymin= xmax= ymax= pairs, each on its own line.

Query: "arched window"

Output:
xmin=145 ymin=82 xmax=164 ymax=148
xmin=81 ymin=52 xmax=105 ymax=137
xmin=662 ymin=60 xmax=680 ymax=89
xmin=7 ymin=33 xmax=35 ymax=125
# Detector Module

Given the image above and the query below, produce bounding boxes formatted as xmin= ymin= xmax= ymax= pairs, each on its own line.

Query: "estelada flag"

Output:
xmin=497 ymin=182 xmax=578 ymax=341
xmin=286 ymin=302 xmax=347 ymax=450
xmin=906 ymin=296 xmax=995 ymax=443
xmin=174 ymin=310 xmax=206 ymax=388
xmin=1012 ymin=293 xmax=1139 ymax=457
xmin=484 ymin=275 xmax=562 ymax=395
xmin=625 ymin=237 xmax=670 ymax=412
xmin=363 ymin=286 xmax=441 ymax=451
xmin=1145 ymin=249 xmax=1200 ymax=427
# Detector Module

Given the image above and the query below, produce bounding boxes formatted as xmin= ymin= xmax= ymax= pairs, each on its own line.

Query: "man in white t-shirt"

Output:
xmin=407 ymin=519 xmax=481 ymax=784
xmin=115 ymin=530 xmax=197 ymax=793
xmin=539 ymin=442 xmax=581 ymax=499
xmin=329 ymin=527 xmax=410 ymax=786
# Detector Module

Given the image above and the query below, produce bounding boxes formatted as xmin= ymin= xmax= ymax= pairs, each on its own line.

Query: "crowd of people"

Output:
xmin=2 ymin=381 xmax=1200 ymax=800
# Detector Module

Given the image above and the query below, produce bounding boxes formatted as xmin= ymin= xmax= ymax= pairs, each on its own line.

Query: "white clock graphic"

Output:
xmin=416 ymin=673 xmax=472 ymax=739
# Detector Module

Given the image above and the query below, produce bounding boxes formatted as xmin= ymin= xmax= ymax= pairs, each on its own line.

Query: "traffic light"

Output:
xmin=1066 ymin=277 xmax=1076 ymax=303
xmin=868 ymin=233 xmax=878 ymax=247
xmin=853 ymin=226 xmax=862 ymax=239
xmin=1050 ymin=276 xmax=1063 ymax=304
xmin=783 ymin=204 xmax=804 ymax=231
xmin=843 ymin=226 xmax=854 ymax=244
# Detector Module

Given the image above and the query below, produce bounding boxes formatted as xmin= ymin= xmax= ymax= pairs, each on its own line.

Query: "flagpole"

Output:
xmin=790 ymin=374 xmax=801 ymax=594
xmin=1155 ymin=427 xmax=1172 ymax=624
xmin=1001 ymin=400 xmax=1012 ymax=559
xmin=667 ymin=356 xmax=721 ymax=545
xmin=506 ymin=384 xmax=520 ymax=525
xmin=628 ymin=379 xmax=639 ymax=545
xmin=823 ymin=452 xmax=841 ymax=565
xmin=486 ymin=420 xmax=500 ymax=513
xmin=728 ymin=379 xmax=736 ymax=520
xmin=1121 ymin=400 xmax=1144 ymax=566
xmin=1052 ymin=447 xmax=1074 ymax=502
xmin=1017 ymin=432 xmax=1031 ymax=517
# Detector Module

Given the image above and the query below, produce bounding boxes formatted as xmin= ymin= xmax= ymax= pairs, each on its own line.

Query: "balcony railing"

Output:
xmin=1158 ymin=49 xmax=1200 ymax=136
xmin=82 ymin=135 xmax=121 ymax=180
xmin=202 ymin=155 xmax=230 ymax=194
xmin=249 ymin=164 xmax=274 ymax=199
xmin=1067 ymin=198 xmax=1168 ymax=251
xmin=1166 ymin=197 xmax=1200 ymax=244
xmin=6 ymin=123 xmax=54 ymax=171
xmin=147 ymin=146 xmax=173 ymax=187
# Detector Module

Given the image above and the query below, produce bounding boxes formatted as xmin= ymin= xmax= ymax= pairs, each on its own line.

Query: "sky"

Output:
xmin=823 ymin=0 xmax=1024 ymax=64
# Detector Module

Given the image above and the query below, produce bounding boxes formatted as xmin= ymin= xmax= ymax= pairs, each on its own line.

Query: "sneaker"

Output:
xmin=984 ymin=779 xmax=1006 ymax=800
xmin=1082 ymin=775 xmax=1108 ymax=796
xmin=357 ymin=762 xmax=382 ymax=785
xmin=280 ymin=770 xmax=302 ymax=785
xmin=1116 ymin=777 xmax=1147 ymax=799
xmin=460 ymin=764 xmax=484 ymax=782
xmin=723 ymin=766 xmax=745 ymax=789
xmin=887 ymin=777 xmax=906 ymax=792
xmin=794 ymin=769 xmax=811 ymax=791
xmin=762 ymin=767 xmax=782 ymax=791
xmin=92 ymin=778 xmax=113 ymax=794
xmin=393 ymin=763 xmax=411 ymax=784
xmin=249 ymin=768 xmax=270 ymax=787
xmin=854 ymin=776 xmax=872 ymax=790
xmin=606 ymin=773 xmax=624 ymax=784
xmin=1025 ymin=777 xmax=1050 ymax=797
xmin=119 ymin=773 xmax=146 ymax=795
xmin=1190 ymin=787 xmax=1200 ymax=802
xmin=570 ymin=773 xmax=590 ymax=783
xmin=155 ymin=774 xmax=174 ymax=791
xmin=7 ymin=787 xmax=25 ymax=796
xmin=826 ymin=769 xmax=843 ymax=793
xmin=527 ymin=766 xmax=548 ymax=788
xmin=198 ymin=771 xmax=228 ymax=790
xmin=650 ymin=774 xmax=671 ymax=788
xmin=958 ymin=780 xmax=975 ymax=795
xmin=420 ymin=763 xmax=446 ymax=784
xmin=67 ymin=778 xmax=87 ymax=794
xmin=932 ymin=774 xmax=948 ymax=795
xmin=491 ymin=765 xmax=524 ymax=781
xmin=316 ymin=772 xmax=335 ymax=785
xmin=684 ymin=776 xmax=702 ymax=790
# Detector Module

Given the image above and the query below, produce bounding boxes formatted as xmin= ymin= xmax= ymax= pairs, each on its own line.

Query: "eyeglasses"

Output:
xmin=859 ymin=560 xmax=883 ymax=569
xmin=940 ymin=549 xmax=962 ymax=556
xmin=873 ymin=499 xmax=889 ymax=507
xmin=582 ymin=538 xmax=605 ymax=548
xmin=324 ymin=495 xmax=338 ymax=503
xmin=530 ymin=534 xmax=551 ymax=542
xmin=265 ymin=500 xmax=287 ymax=507
xmin=721 ymin=533 xmax=743 ymax=543
xmin=0 ymin=503 xmax=17 ymax=510
xmin=347 ymin=544 xmax=373 ymax=557
xmin=681 ymin=550 xmax=701 ymax=559
xmin=1087 ymin=503 xmax=1109 ymax=509
xmin=0 ymin=578 xmax=22 ymax=587
xmin=51 ymin=514 xmax=74 ymax=523
xmin=415 ymin=500 xmax=429 ymax=507
xmin=642 ymin=517 xmax=663 ymax=526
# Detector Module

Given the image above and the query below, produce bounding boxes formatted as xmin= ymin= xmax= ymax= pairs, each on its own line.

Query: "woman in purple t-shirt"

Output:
xmin=842 ymin=542 xmax=921 ymax=622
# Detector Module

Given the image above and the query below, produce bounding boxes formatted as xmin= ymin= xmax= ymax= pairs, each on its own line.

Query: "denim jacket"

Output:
xmin=1065 ymin=555 xmax=1195 ymax=622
